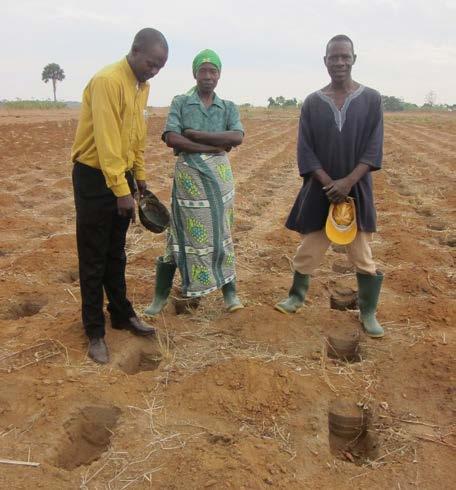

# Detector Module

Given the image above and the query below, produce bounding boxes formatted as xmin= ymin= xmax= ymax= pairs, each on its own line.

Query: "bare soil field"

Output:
xmin=0 ymin=109 xmax=454 ymax=489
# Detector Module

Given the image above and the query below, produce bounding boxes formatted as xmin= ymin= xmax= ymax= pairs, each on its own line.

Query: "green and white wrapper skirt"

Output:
xmin=164 ymin=152 xmax=237 ymax=297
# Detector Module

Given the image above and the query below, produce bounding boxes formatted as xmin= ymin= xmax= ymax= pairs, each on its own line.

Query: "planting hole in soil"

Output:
xmin=328 ymin=398 xmax=379 ymax=465
xmin=326 ymin=327 xmax=361 ymax=362
xmin=332 ymin=259 xmax=354 ymax=274
xmin=330 ymin=286 xmax=358 ymax=311
xmin=331 ymin=244 xmax=347 ymax=254
xmin=172 ymin=292 xmax=201 ymax=315
xmin=54 ymin=405 xmax=121 ymax=470
xmin=1 ymin=296 xmax=48 ymax=320
xmin=115 ymin=342 xmax=162 ymax=375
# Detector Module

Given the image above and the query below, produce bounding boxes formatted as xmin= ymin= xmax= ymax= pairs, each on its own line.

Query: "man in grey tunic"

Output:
xmin=275 ymin=34 xmax=385 ymax=338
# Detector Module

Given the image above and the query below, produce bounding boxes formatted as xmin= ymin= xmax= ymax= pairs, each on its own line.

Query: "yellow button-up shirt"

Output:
xmin=71 ymin=57 xmax=150 ymax=197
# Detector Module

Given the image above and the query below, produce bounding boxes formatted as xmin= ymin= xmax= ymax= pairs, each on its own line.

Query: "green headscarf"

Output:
xmin=187 ymin=49 xmax=222 ymax=95
xmin=192 ymin=49 xmax=222 ymax=77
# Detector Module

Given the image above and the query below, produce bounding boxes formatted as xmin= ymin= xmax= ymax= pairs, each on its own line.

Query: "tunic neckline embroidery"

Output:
xmin=317 ymin=85 xmax=365 ymax=132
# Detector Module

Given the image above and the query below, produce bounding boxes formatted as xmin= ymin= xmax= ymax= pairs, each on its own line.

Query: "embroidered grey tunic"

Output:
xmin=286 ymin=85 xmax=383 ymax=235
xmin=162 ymin=92 xmax=244 ymax=297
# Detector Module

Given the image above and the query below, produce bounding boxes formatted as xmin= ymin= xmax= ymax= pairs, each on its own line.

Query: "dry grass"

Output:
xmin=0 ymin=339 xmax=67 ymax=372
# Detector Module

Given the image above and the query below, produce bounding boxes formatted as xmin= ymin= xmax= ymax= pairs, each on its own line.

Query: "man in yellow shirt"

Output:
xmin=71 ymin=28 xmax=168 ymax=364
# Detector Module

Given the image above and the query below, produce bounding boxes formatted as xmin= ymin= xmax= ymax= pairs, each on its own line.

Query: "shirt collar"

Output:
xmin=121 ymin=57 xmax=148 ymax=90
xmin=186 ymin=90 xmax=224 ymax=108
xmin=212 ymin=93 xmax=224 ymax=108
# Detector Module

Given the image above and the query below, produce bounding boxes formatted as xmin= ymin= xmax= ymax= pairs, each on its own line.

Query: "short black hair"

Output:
xmin=132 ymin=28 xmax=168 ymax=52
xmin=326 ymin=34 xmax=354 ymax=54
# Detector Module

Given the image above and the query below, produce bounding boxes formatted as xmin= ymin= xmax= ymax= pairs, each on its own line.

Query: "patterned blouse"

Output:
xmin=163 ymin=91 xmax=244 ymax=142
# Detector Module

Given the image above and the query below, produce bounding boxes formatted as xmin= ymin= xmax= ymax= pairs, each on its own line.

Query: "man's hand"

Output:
xmin=136 ymin=180 xmax=147 ymax=197
xmin=323 ymin=177 xmax=353 ymax=203
xmin=117 ymin=194 xmax=136 ymax=222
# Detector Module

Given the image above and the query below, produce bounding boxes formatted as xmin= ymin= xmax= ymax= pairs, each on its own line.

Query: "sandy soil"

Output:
xmin=0 ymin=109 xmax=454 ymax=489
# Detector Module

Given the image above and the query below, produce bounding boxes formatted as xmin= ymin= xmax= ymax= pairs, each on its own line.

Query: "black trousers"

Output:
xmin=72 ymin=162 xmax=135 ymax=339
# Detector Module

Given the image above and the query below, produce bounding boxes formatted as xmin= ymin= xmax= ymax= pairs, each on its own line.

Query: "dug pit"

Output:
xmin=328 ymin=398 xmax=379 ymax=465
xmin=1 ymin=296 xmax=48 ymax=320
xmin=115 ymin=342 xmax=162 ymax=375
xmin=54 ymin=405 xmax=121 ymax=470
xmin=326 ymin=328 xmax=361 ymax=363
xmin=332 ymin=259 xmax=354 ymax=274
xmin=330 ymin=286 xmax=358 ymax=311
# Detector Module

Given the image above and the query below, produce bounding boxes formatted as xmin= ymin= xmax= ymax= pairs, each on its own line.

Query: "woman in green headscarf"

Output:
xmin=144 ymin=49 xmax=245 ymax=315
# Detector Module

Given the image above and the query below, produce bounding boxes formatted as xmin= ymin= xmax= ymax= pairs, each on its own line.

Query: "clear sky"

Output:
xmin=1 ymin=0 xmax=454 ymax=106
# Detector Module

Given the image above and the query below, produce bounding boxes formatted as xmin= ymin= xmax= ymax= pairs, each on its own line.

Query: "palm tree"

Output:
xmin=42 ymin=63 xmax=65 ymax=102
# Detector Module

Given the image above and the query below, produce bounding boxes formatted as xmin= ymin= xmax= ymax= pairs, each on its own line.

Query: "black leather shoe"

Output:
xmin=88 ymin=338 xmax=109 ymax=364
xmin=111 ymin=316 xmax=155 ymax=336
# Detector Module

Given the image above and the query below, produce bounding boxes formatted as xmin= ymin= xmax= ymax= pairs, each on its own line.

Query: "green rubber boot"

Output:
xmin=144 ymin=257 xmax=176 ymax=317
xmin=274 ymin=272 xmax=310 ymax=314
xmin=357 ymin=271 xmax=384 ymax=338
xmin=222 ymin=281 xmax=244 ymax=312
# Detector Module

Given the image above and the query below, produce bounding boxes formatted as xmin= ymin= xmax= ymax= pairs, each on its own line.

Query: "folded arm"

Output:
xmin=164 ymin=132 xmax=225 ymax=154
xmin=183 ymin=129 xmax=243 ymax=147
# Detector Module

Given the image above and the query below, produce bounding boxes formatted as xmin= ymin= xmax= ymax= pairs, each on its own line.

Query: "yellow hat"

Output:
xmin=325 ymin=198 xmax=357 ymax=245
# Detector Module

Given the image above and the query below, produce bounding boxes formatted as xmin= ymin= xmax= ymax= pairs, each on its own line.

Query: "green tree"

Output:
xmin=402 ymin=102 xmax=418 ymax=111
xmin=42 ymin=63 xmax=65 ymax=102
xmin=268 ymin=96 xmax=298 ymax=108
xmin=283 ymin=97 xmax=298 ymax=108
xmin=381 ymin=95 xmax=404 ymax=112
xmin=268 ymin=97 xmax=278 ymax=108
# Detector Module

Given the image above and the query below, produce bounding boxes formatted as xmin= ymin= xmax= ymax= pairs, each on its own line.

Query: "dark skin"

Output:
xmin=165 ymin=62 xmax=243 ymax=153
xmin=116 ymin=41 xmax=168 ymax=220
xmin=312 ymin=40 xmax=370 ymax=204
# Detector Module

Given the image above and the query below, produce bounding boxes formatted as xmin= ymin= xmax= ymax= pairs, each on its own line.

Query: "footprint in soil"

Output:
xmin=415 ymin=206 xmax=435 ymax=217
xmin=53 ymin=405 xmax=121 ymax=470
xmin=57 ymin=269 xmax=79 ymax=284
xmin=17 ymin=198 xmax=34 ymax=209
xmin=235 ymin=221 xmax=254 ymax=232
xmin=440 ymin=235 xmax=456 ymax=247
xmin=0 ymin=295 xmax=48 ymax=320
xmin=47 ymin=202 xmax=75 ymax=218
xmin=397 ymin=184 xmax=415 ymax=197
xmin=48 ymin=190 xmax=67 ymax=200
xmin=427 ymin=220 xmax=446 ymax=231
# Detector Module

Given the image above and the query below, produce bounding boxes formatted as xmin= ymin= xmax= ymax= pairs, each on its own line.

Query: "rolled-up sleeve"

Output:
xmin=162 ymin=95 xmax=184 ymax=141
xmin=226 ymin=102 xmax=244 ymax=132
xmin=360 ymin=95 xmax=383 ymax=170
xmin=91 ymin=76 xmax=130 ymax=197
xmin=297 ymin=98 xmax=323 ymax=177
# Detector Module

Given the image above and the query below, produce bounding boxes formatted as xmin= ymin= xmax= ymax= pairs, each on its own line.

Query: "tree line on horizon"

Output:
xmin=263 ymin=92 xmax=456 ymax=112
xmin=2 ymin=63 xmax=456 ymax=113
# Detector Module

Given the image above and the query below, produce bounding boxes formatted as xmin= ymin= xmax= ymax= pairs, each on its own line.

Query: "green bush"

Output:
xmin=2 ymin=99 xmax=67 ymax=109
